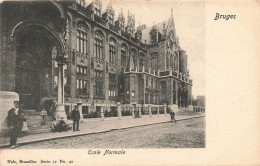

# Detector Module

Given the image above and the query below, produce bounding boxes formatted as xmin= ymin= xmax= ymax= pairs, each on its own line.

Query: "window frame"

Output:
xmin=77 ymin=28 xmax=87 ymax=54
xmin=109 ymin=40 xmax=117 ymax=64
xmin=94 ymin=33 xmax=103 ymax=60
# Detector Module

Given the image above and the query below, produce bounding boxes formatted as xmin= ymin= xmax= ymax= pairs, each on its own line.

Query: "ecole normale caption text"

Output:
xmin=6 ymin=150 xmax=126 ymax=164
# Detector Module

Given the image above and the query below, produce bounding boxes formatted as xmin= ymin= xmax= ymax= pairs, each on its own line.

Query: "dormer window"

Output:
xmin=95 ymin=6 xmax=101 ymax=16
xmin=93 ymin=0 xmax=102 ymax=17
xmin=116 ymin=11 xmax=125 ymax=31
xmin=120 ymin=21 xmax=124 ymax=31
xmin=108 ymin=12 xmax=113 ymax=24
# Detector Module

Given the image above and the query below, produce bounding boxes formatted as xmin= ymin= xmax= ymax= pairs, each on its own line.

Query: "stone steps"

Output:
xmin=23 ymin=110 xmax=53 ymax=135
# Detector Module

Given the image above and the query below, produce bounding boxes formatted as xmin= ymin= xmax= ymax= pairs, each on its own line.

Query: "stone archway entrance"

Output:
xmin=14 ymin=24 xmax=62 ymax=110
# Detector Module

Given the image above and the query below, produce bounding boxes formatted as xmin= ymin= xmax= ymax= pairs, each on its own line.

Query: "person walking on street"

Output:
xmin=6 ymin=100 xmax=21 ymax=149
xmin=170 ymin=110 xmax=177 ymax=123
xmin=40 ymin=109 xmax=47 ymax=125
xmin=71 ymin=105 xmax=80 ymax=131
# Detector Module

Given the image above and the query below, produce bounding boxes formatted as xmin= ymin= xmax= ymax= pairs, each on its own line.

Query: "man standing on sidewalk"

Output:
xmin=71 ymin=105 xmax=80 ymax=131
xmin=6 ymin=101 xmax=21 ymax=149
xmin=170 ymin=110 xmax=177 ymax=123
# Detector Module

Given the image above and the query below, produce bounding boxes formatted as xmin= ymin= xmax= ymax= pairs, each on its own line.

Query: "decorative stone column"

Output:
xmin=100 ymin=106 xmax=104 ymax=121
xmin=157 ymin=106 xmax=160 ymax=116
xmin=138 ymin=107 xmax=142 ymax=118
xmin=148 ymin=104 xmax=152 ymax=117
xmin=117 ymin=102 xmax=122 ymax=120
xmin=77 ymin=101 xmax=83 ymax=122
xmin=55 ymin=56 xmax=67 ymax=120
xmin=131 ymin=107 xmax=135 ymax=118
xmin=163 ymin=105 xmax=167 ymax=116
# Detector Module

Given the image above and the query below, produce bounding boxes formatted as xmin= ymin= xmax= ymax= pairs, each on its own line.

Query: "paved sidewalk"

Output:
xmin=0 ymin=112 xmax=204 ymax=148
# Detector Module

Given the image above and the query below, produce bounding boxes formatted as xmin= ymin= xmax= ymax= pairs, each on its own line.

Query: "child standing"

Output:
xmin=21 ymin=119 xmax=28 ymax=136
xmin=40 ymin=109 xmax=47 ymax=125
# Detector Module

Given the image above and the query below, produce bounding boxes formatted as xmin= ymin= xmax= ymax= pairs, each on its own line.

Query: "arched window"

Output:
xmin=94 ymin=32 xmax=103 ymax=60
xmin=150 ymin=52 xmax=158 ymax=71
xmin=166 ymin=51 xmax=170 ymax=68
xmin=150 ymin=28 xmax=158 ymax=44
xmin=170 ymin=54 xmax=174 ymax=69
xmin=131 ymin=49 xmax=137 ymax=68
xmin=174 ymin=56 xmax=178 ymax=71
xmin=139 ymin=53 xmax=145 ymax=68
xmin=121 ymin=44 xmax=127 ymax=67
xmin=109 ymin=38 xmax=117 ymax=64
xmin=77 ymin=23 xmax=88 ymax=54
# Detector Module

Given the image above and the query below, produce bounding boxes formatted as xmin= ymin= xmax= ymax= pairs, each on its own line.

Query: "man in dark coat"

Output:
xmin=170 ymin=110 xmax=177 ymax=123
xmin=71 ymin=105 xmax=80 ymax=131
xmin=6 ymin=101 xmax=21 ymax=148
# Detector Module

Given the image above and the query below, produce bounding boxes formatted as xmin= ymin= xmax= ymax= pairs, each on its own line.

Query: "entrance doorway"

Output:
xmin=15 ymin=67 xmax=40 ymax=109
xmin=14 ymin=25 xmax=56 ymax=110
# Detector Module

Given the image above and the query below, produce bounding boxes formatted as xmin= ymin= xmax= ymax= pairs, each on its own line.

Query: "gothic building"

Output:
xmin=0 ymin=0 xmax=192 ymax=124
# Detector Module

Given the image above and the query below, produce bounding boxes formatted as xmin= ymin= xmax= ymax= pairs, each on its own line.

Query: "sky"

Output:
xmin=97 ymin=0 xmax=205 ymax=97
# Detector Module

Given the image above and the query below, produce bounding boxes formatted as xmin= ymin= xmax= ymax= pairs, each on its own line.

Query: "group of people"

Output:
xmin=6 ymin=101 xmax=176 ymax=149
xmin=6 ymin=101 xmax=81 ymax=149
xmin=6 ymin=101 xmax=28 ymax=149
xmin=51 ymin=105 xmax=81 ymax=132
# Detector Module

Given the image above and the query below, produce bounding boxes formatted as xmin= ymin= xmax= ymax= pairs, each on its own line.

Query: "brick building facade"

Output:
xmin=0 ymin=0 xmax=192 ymax=121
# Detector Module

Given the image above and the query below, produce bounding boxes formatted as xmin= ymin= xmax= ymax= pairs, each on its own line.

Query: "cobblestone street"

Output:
xmin=17 ymin=117 xmax=205 ymax=149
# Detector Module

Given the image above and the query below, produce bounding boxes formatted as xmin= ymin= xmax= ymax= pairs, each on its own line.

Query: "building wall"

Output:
xmin=0 ymin=1 xmax=193 ymax=112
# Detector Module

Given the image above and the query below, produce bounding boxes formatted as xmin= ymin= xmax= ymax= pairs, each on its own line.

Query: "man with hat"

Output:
xmin=71 ymin=104 xmax=80 ymax=131
xmin=6 ymin=100 xmax=21 ymax=148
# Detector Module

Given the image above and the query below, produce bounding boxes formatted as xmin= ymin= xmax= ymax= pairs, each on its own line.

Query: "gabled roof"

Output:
xmin=141 ymin=19 xmax=168 ymax=44
xmin=141 ymin=11 xmax=177 ymax=44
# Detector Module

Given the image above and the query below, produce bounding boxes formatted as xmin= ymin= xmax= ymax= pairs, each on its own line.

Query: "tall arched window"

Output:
xmin=166 ymin=52 xmax=170 ymax=68
xmin=131 ymin=49 xmax=137 ymax=68
xmin=109 ymin=38 xmax=117 ymax=64
xmin=174 ymin=56 xmax=178 ymax=71
xmin=139 ymin=53 xmax=145 ymax=68
xmin=77 ymin=23 xmax=88 ymax=54
xmin=150 ymin=28 xmax=158 ymax=44
xmin=170 ymin=54 xmax=174 ymax=69
xmin=121 ymin=44 xmax=127 ymax=67
xmin=94 ymin=32 xmax=103 ymax=60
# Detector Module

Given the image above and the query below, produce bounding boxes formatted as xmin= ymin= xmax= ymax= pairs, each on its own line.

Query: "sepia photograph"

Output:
xmin=0 ymin=0 xmax=260 ymax=165
xmin=0 ymin=0 xmax=205 ymax=150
